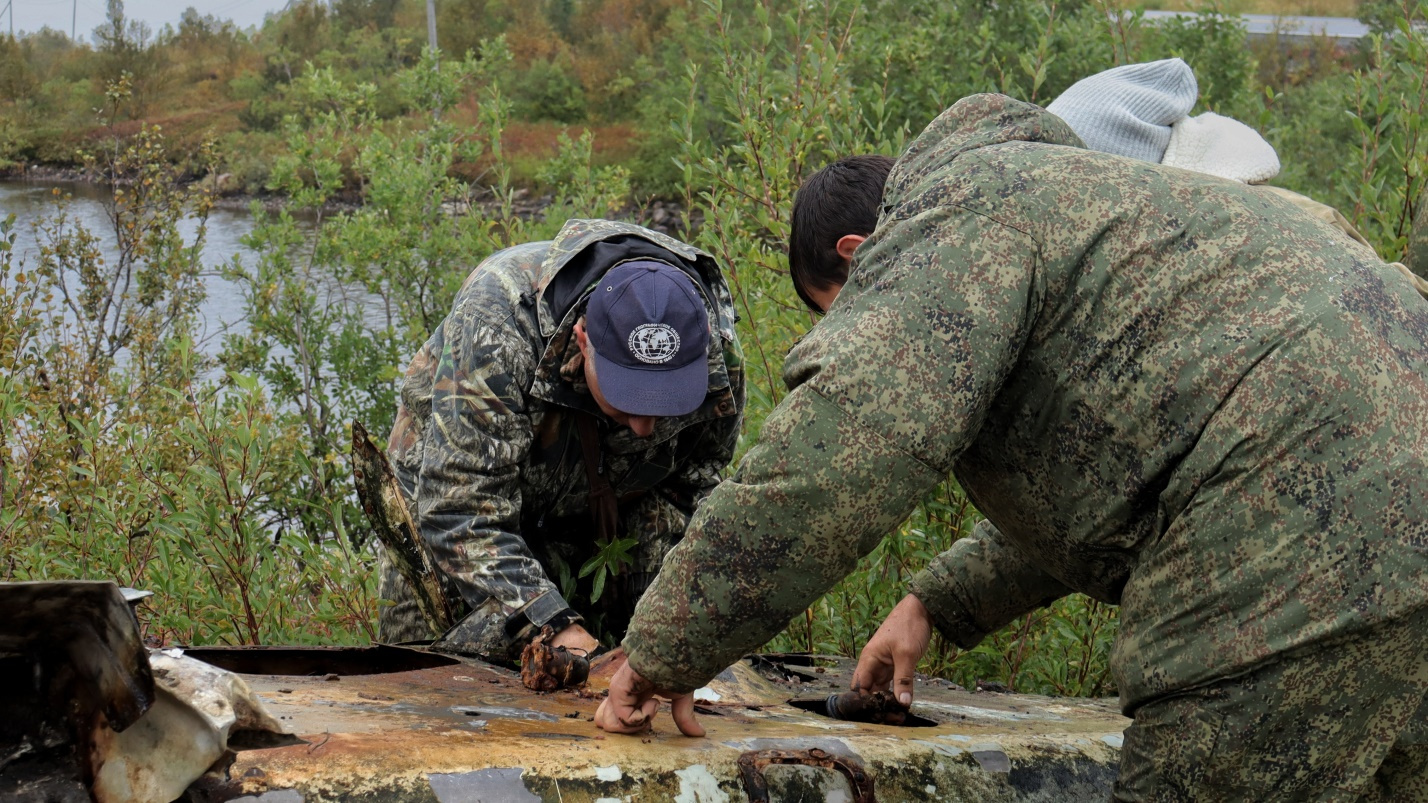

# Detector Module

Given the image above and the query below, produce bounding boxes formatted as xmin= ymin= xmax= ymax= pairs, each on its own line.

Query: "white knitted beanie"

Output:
xmin=1047 ymin=58 xmax=1199 ymax=163
xmin=1162 ymin=112 xmax=1281 ymax=183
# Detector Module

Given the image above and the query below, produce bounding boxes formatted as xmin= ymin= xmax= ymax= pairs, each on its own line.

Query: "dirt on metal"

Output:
xmin=185 ymin=646 xmax=1130 ymax=802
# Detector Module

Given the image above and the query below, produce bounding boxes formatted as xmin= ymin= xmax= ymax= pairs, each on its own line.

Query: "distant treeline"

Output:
xmin=0 ymin=0 xmax=1418 ymax=205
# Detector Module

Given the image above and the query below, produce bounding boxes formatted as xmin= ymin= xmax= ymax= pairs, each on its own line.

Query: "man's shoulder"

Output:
xmin=455 ymin=241 xmax=551 ymax=301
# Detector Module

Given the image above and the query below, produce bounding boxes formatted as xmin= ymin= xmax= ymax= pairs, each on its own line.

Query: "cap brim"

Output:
xmin=591 ymin=350 xmax=709 ymax=418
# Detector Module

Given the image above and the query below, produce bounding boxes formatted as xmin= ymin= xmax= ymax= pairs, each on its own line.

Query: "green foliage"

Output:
xmin=1338 ymin=3 xmax=1428 ymax=266
xmin=578 ymin=536 xmax=639 ymax=603
xmin=507 ymin=58 xmax=587 ymax=123
xmin=0 ymin=83 xmax=375 ymax=645
xmin=2 ymin=0 xmax=1426 ymax=695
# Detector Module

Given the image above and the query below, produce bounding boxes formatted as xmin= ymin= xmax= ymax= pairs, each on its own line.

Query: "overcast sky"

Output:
xmin=5 ymin=0 xmax=288 ymax=40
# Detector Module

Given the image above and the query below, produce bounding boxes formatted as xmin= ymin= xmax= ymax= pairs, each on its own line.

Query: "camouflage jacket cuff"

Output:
xmin=433 ymin=591 xmax=581 ymax=664
xmin=621 ymin=636 xmax=702 ymax=696
xmin=907 ymin=570 xmax=989 ymax=650
xmin=506 ymin=591 xmax=582 ymax=643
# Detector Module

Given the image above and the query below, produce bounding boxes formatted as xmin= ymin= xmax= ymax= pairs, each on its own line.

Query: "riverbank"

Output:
xmin=1 ymin=166 xmax=698 ymax=238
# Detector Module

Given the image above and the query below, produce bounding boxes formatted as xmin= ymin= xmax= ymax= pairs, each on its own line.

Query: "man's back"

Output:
xmin=622 ymin=95 xmax=1428 ymax=709
xmin=863 ymin=94 xmax=1428 ymax=706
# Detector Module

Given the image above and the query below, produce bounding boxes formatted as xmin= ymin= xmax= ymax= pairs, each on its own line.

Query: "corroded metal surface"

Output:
xmin=198 ymin=647 xmax=1128 ymax=802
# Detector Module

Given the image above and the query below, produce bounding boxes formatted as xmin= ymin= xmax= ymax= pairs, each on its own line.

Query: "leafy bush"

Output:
xmin=509 ymin=57 xmax=589 ymax=123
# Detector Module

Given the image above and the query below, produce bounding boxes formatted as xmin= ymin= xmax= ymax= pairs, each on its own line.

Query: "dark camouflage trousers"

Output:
xmin=1113 ymin=610 xmax=1428 ymax=802
xmin=378 ymin=516 xmax=677 ymax=655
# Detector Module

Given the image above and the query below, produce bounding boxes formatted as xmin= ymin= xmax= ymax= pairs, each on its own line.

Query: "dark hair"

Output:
xmin=788 ymin=155 xmax=895 ymax=312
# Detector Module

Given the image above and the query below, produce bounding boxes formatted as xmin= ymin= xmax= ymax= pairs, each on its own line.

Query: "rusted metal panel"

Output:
xmin=1 ymin=581 xmax=1129 ymax=801
xmin=190 ymin=647 xmax=1128 ymax=802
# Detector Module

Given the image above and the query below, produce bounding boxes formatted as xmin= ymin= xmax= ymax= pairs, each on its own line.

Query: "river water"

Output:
xmin=1 ymin=178 xmax=268 ymax=354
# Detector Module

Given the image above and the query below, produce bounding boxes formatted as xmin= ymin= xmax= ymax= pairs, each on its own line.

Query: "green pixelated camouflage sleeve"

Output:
xmin=623 ymin=206 xmax=1041 ymax=692
xmin=908 ymin=519 xmax=1072 ymax=648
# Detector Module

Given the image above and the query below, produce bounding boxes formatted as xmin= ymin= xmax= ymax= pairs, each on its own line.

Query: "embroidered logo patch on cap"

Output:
xmin=628 ymin=323 xmax=681 ymax=364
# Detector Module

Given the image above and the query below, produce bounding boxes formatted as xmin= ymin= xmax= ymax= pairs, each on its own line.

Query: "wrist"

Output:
xmin=549 ymin=624 xmax=600 ymax=653
xmin=622 ymin=637 xmax=700 ymax=696
xmin=901 ymin=593 xmax=930 ymax=620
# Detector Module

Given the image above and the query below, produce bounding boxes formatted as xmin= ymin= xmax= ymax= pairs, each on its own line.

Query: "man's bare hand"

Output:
xmin=548 ymin=623 xmax=601 ymax=655
xmin=852 ymin=593 xmax=934 ymax=707
xmin=594 ymin=661 xmax=705 ymax=737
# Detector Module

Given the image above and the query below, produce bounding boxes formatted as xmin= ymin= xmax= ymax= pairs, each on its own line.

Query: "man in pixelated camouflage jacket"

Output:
xmin=381 ymin=219 xmax=744 ymax=662
xmin=603 ymin=95 xmax=1428 ymax=782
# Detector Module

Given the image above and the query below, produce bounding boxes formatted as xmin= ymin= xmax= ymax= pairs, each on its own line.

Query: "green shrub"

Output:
xmin=510 ymin=57 xmax=588 ymax=123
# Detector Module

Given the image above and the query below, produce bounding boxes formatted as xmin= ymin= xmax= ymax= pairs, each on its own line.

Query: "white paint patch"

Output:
xmin=595 ymin=765 xmax=622 ymax=782
xmin=673 ymin=764 xmax=727 ymax=803
xmin=912 ymin=739 xmax=965 ymax=759
xmin=797 ymin=720 xmax=857 ymax=731
xmin=692 ymin=687 xmax=721 ymax=702
xmin=1101 ymin=733 xmax=1125 ymax=749
xmin=916 ymin=701 xmax=1061 ymax=722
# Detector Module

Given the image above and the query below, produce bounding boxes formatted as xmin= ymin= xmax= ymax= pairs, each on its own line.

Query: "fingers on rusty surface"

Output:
xmin=825 ymin=690 xmax=909 ymax=726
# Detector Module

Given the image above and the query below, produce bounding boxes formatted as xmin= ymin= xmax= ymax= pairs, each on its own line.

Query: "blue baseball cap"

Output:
xmin=586 ymin=260 xmax=711 ymax=417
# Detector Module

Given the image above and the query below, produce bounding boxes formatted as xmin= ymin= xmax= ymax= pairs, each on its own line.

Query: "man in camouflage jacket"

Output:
xmin=381 ymin=219 xmax=744 ymax=662
xmin=599 ymin=96 xmax=1428 ymax=797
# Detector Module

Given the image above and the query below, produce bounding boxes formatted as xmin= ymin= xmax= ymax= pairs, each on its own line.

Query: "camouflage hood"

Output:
xmin=881 ymin=93 xmax=1085 ymax=219
xmin=531 ymin=219 xmax=736 ymax=345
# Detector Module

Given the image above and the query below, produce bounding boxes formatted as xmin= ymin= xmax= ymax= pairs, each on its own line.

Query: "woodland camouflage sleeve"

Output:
xmin=417 ymin=297 xmax=572 ymax=626
xmin=909 ymin=519 xmax=1071 ymax=647
xmin=623 ymin=206 xmax=1042 ymax=692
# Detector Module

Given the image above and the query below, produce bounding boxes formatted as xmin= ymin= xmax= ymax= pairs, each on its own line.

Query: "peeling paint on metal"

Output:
xmin=207 ymin=649 xmax=1128 ymax=802
xmin=912 ymin=739 xmax=966 ymax=758
xmin=917 ymin=701 xmax=1060 ymax=722
xmin=231 ymin=791 xmax=304 ymax=802
xmin=723 ymin=737 xmax=859 ymax=759
xmin=428 ymin=768 xmax=540 ymax=802
xmin=673 ymin=764 xmax=729 ymax=803
xmin=971 ymin=749 xmax=1012 ymax=773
